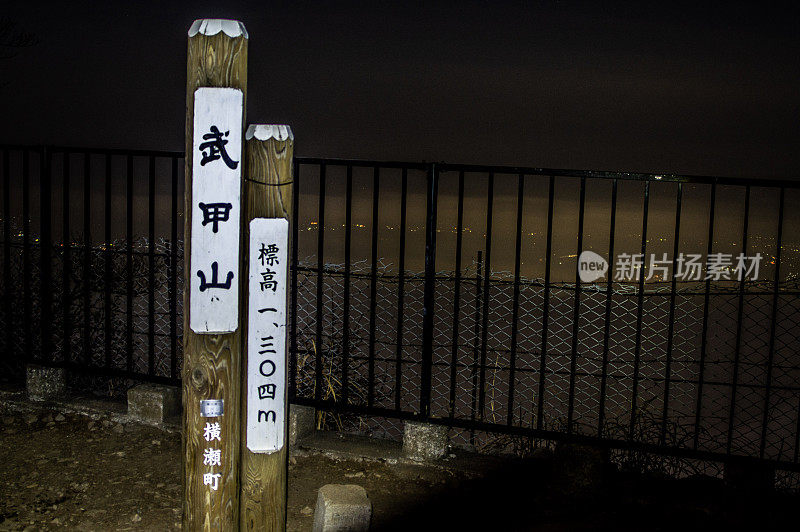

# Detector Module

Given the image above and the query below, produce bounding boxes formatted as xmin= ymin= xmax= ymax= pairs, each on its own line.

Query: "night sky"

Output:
xmin=3 ymin=1 xmax=799 ymax=179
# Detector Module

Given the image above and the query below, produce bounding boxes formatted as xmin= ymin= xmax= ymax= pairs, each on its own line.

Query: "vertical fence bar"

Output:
xmin=694 ymin=181 xmax=717 ymax=450
xmin=103 ymin=154 xmax=113 ymax=370
xmin=341 ymin=165 xmax=353 ymax=405
xmin=759 ymin=187 xmax=784 ymax=459
xmin=290 ymin=158 xmax=300 ymax=399
xmin=147 ymin=156 xmax=156 ymax=377
xmin=22 ymin=149 xmax=31 ymax=364
xmin=567 ymin=177 xmax=586 ymax=433
xmin=368 ymin=166 xmax=380 ymax=408
xmin=40 ymin=147 xmax=53 ymax=363
xmin=125 ymin=155 xmax=133 ymax=372
xmin=40 ymin=146 xmax=53 ymax=364
xmin=169 ymin=156 xmax=178 ymax=380
xmin=470 ymin=251 xmax=483 ymax=438
xmin=420 ymin=162 xmax=439 ymax=418
xmin=82 ymin=152 xmax=92 ymax=367
xmin=597 ymin=179 xmax=618 ymax=437
xmin=536 ymin=176 xmax=555 ymax=430
xmin=62 ymin=151 xmax=72 ymax=365
xmin=2 ymin=148 xmax=11 ymax=366
xmin=314 ymin=163 xmax=326 ymax=402
xmin=629 ymin=180 xmax=650 ymax=441
xmin=103 ymin=154 xmax=114 ymax=368
xmin=660 ymin=183 xmax=682 ymax=445
xmin=796 ymin=397 xmax=800 ymax=463
xmin=396 ymin=168 xmax=408 ymax=412
xmin=726 ymin=185 xmax=751 ymax=455
xmin=449 ymin=170 xmax=464 ymax=418
xmin=470 ymin=250 xmax=482 ymax=441
xmin=506 ymin=173 xmax=524 ymax=426
xmin=478 ymin=172 xmax=494 ymax=420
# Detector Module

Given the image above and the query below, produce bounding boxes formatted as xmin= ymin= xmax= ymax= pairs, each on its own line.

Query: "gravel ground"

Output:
xmin=0 ymin=409 xmax=465 ymax=531
xmin=1 ymin=406 xmax=798 ymax=531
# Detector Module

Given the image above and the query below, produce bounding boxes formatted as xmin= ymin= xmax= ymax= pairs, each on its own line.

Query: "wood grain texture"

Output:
xmin=183 ymin=26 xmax=248 ymax=531
xmin=240 ymin=131 xmax=293 ymax=531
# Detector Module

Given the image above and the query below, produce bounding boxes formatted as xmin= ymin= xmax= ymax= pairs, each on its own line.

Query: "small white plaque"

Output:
xmin=246 ymin=218 xmax=289 ymax=453
xmin=190 ymin=87 xmax=243 ymax=333
xmin=200 ymin=399 xmax=224 ymax=417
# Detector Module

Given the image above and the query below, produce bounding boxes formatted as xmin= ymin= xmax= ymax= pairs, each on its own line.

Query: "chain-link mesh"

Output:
xmin=0 ymin=237 xmax=183 ymax=392
xmin=3 ymin=236 xmax=797 ymax=470
xmin=290 ymin=256 xmax=800 ymax=468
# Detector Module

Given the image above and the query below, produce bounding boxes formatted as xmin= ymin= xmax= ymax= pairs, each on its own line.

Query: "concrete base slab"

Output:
xmin=127 ymin=384 xmax=179 ymax=424
xmin=26 ymin=365 xmax=67 ymax=402
xmin=403 ymin=421 xmax=448 ymax=461
xmin=312 ymin=484 xmax=371 ymax=532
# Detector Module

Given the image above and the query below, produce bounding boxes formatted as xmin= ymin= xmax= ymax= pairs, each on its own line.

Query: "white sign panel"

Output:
xmin=190 ymin=87 xmax=243 ymax=333
xmin=246 ymin=218 xmax=289 ymax=453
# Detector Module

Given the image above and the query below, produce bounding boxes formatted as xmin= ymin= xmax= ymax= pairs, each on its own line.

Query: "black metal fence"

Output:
xmin=2 ymin=145 xmax=800 ymax=475
xmin=0 ymin=146 xmax=183 ymax=385
xmin=291 ymin=159 xmax=800 ymax=475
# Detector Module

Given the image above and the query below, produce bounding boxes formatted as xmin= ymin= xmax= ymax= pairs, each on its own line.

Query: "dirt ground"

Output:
xmin=0 ymin=407 xmax=472 ymax=531
xmin=1 ymin=404 xmax=798 ymax=531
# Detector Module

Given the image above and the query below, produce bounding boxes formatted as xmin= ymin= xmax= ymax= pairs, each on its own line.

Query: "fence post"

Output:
xmin=62 ymin=150 xmax=72 ymax=367
xmin=40 ymin=145 xmax=52 ymax=364
xmin=22 ymin=149 xmax=31 ymax=362
xmin=169 ymin=156 xmax=179 ymax=380
xmin=420 ymin=162 xmax=439 ymax=418
xmin=240 ymin=125 xmax=294 ymax=531
xmin=2 ymin=148 xmax=11 ymax=368
xmin=182 ymin=18 xmax=248 ymax=529
xmin=470 ymin=250 xmax=482 ymax=444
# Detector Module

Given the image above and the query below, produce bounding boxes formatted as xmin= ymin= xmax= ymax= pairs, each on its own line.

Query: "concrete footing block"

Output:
xmin=403 ymin=420 xmax=448 ymax=461
xmin=127 ymin=383 xmax=180 ymax=423
xmin=312 ymin=484 xmax=371 ymax=532
xmin=289 ymin=404 xmax=315 ymax=447
xmin=26 ymin=364 xmax=67 ymax=402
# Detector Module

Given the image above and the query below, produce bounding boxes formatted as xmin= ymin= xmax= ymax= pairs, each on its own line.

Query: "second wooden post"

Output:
xmin=240 ymin=125 xmax=294 ymax=531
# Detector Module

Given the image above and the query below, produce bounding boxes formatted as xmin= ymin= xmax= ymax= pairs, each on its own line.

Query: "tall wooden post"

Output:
xmin=183 ymin=19 xmax=248 ymax=530
xmin=240 ymin=125 xmax=294 ymax=531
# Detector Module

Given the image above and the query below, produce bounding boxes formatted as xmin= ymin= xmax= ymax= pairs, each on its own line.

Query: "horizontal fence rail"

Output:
xmin=2 ymin=145 xmax=800 ymax=477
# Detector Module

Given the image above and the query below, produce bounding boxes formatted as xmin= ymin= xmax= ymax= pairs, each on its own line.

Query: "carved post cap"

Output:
xmin=188 ymin=19 xmax=248 ymax=39
xmin=246 ymin=125 xmax=294 ymax=142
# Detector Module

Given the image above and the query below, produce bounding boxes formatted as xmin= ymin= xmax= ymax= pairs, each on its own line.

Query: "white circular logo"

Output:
xmin=578 ymin=251 xmax=608 ymax=283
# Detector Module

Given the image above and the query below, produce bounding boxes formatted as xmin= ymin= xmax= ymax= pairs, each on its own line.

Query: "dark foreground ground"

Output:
xmin=0 ymin=402 xmax=798 ymax=531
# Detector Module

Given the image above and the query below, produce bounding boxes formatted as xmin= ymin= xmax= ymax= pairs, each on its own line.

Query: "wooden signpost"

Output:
xmin=183 ymin=19 xmax=248 ymax=530
xmin=240 ymin=125 xmax=294 ymax=530
xmin=182 ymin=18 xmax=292 ymax=531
